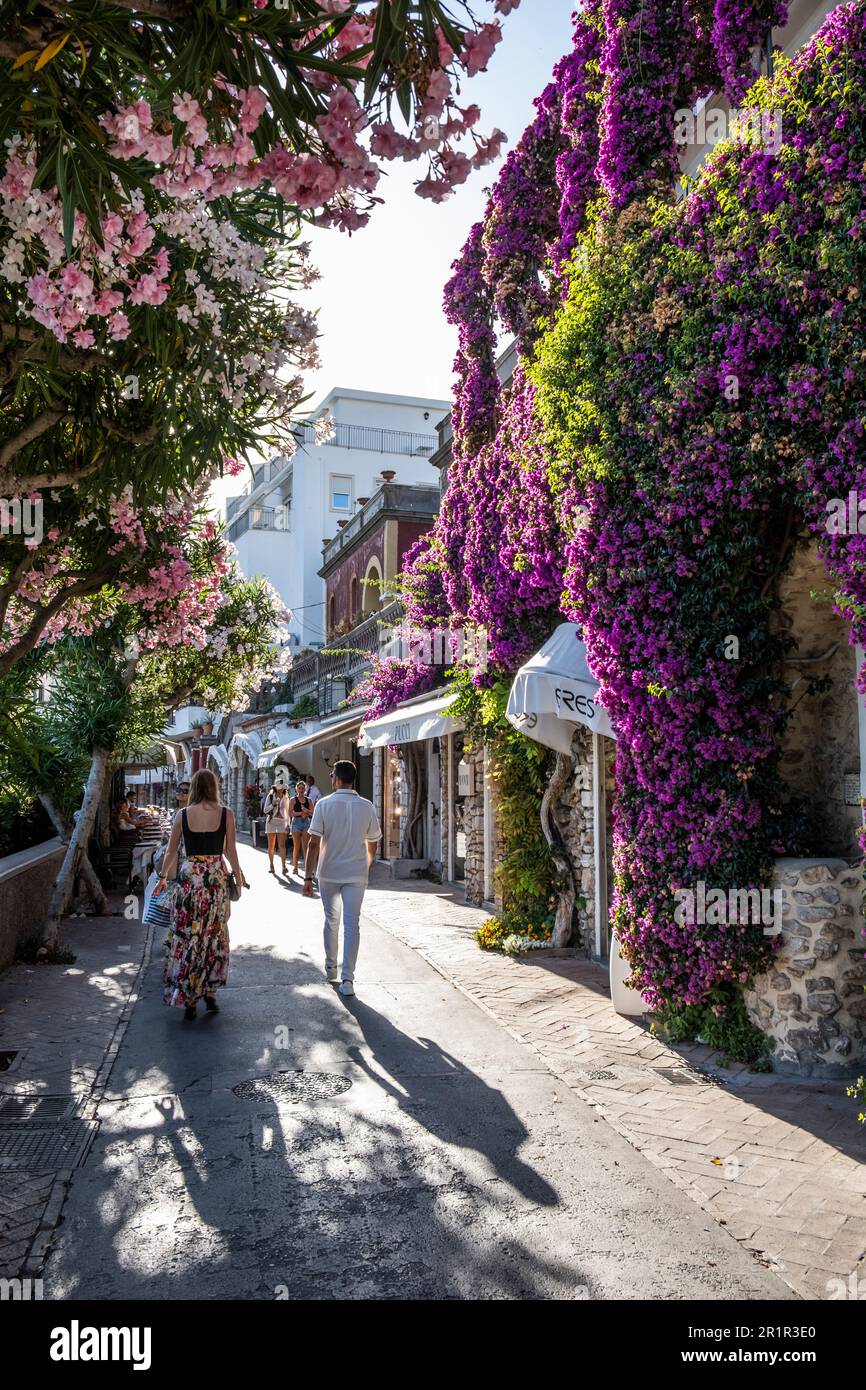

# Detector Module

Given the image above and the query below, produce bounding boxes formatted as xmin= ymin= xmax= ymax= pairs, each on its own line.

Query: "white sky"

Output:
xmin=213 ymin=0 xmax=574 ymax=508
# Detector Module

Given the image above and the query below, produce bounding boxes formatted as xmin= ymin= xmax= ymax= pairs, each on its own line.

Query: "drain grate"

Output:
xmin=654 ymin=1066 xmax=726 ymax=1088
xmin=587 ymin=1069 xmax=618 ymax=1082
xmin=232 ymin=1071 xmax=352 ymax=1104
xmin=0 ymin=1095 xmax=80 ymax=1122
xmin=0 ymin=1120 xmax=97 ymax=1171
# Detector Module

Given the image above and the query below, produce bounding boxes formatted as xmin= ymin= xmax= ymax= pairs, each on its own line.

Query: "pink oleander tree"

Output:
xmin=0 ymin=1 xmax=516 ymax=499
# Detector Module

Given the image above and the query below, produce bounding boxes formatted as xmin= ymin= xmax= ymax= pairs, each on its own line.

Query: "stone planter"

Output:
xmin=745 ymin=858 xmax=866 ymax=1075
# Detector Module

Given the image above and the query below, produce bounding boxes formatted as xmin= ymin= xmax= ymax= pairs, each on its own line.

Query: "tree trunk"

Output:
xmin=39 ymin=792 xmax=69 ymax=840
xmin=42 ymin=746 xmax=110 ymax=947
xmin=401 ymin=745 xmax=425 ymax=859
xmin=539 ymin=751 xmax=578 ymax=948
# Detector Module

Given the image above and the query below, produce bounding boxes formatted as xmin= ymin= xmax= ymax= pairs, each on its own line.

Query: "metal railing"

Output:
xmin=321 ymin=484 xmax=439 ymax=567
xmin=281 ymin=600 xmax=404 ymax=718
xmin=293 ymin=422 xmax=437 ymax=457
xmin=228 ymin=503 xmax=291 ymax=543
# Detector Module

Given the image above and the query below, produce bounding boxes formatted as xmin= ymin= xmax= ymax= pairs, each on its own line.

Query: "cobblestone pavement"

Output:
xmin=5 ymin=844 xmax=792 ymax=1300
xmin=0 ymin=904 xmax=150 ymax=1280
xmin=361 ymin=870 xmax=866 ymax=1302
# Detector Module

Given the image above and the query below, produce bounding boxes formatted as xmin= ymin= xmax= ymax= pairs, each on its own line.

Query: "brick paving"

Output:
xmin=362 ymin=870 xmax=866 ymax=1301
xmin=0 ymin=903 xmax=150 ymax=1282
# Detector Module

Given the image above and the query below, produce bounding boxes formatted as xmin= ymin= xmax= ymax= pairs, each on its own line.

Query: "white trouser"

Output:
xmin=319 ymin=880 xmax=366 ymax=982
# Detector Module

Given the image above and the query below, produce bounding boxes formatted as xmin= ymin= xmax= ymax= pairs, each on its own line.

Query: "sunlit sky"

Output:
xmin=298 ymin=0 xmax=574 ymax=403
xmin=212 ymin=1 xmax=574 ymax=507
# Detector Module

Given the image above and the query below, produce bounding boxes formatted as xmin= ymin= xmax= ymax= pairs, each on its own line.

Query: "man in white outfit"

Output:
xmin=303 ymin=760 xmax=381 ymax=996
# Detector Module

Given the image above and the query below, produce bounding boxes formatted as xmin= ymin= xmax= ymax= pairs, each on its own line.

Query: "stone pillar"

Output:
xmin=463 ymin=745 xmax=487 ymax=905
xmin=745 ymin=857 xmax=866 ymax=1074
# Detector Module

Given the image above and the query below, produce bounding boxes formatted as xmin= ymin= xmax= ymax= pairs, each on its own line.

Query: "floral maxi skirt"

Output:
xmin=163 ymin=855 xmax=230 ymax=1008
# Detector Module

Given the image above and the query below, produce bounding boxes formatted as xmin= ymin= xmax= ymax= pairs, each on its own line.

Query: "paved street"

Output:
xmin=4 ymin=843 xmax=793 ymax=1301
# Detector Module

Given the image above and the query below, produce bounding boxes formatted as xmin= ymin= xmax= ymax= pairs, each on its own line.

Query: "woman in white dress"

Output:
xmin=263 ymin=784 xmax=290 ymax=875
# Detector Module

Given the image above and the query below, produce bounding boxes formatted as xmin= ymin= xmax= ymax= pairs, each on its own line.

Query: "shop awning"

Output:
xmin=358 ymin=692 xmax=463 ymax=749
xmin=207 ymin=743 xmax=230 ymax=776
xmin=506 ymin=623 xmax=614 ymax=753
xmin=229 ymin=730 xmax=264 ymax=766
xmin=258 ymin=709 xmax=367 ymax=767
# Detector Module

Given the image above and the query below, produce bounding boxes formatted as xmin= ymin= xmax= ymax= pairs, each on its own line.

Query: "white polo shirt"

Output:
xmin=308 ymin=789 xmax=381 ymax=884
xmin=306 ymin=784 xmax=321 ymax=806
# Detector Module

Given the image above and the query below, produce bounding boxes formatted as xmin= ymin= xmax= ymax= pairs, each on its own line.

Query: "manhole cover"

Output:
xmin=232 ymin=1071 xmax=352 ymax=1104
xmin=0 ymin=1121 xmax=97 ymax=1171
xmin=0 ymin=1095 xmax=80 ymax=1122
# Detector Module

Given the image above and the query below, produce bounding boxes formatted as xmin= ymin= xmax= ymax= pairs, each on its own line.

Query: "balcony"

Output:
xmin=320 ymin=483 xmax=440 ymax=571
xmin=293 ymin=422 xmax=437 ymax=457
xmin=228 ymin=502 xmax=291 ymax=543
xmin=283 ymin=600 xmax=404 ymax=718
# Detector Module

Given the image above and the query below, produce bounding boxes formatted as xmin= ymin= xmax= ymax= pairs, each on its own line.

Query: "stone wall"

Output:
xmin=553 ymin=729 xmax=596 ymax=953
xmin=745 ymin=857 xmax=866 ymax=1075
xmin=0 ymin=839 xmax=66 ymax=974
xmin=463 ymin=746 xmax=487 ymax=905
xmin=776 ymin=541 xmax=861 ymax=858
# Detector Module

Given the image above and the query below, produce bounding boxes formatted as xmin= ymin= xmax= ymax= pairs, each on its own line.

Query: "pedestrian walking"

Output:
xmin=303 ymin=760 xmax=381 ymax=996
xmin=156 ymin=768 xmax=244 ymax=1021
xmin=263 ymin=783 xmax=289 ymax=875
xmin=289 ymin=780 xmax=314 ymax=875
xmin=306 ymin=775 xmax=321 ymax=807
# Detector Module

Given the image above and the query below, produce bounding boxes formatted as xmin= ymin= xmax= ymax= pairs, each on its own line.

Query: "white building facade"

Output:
xmin=226 ymin=387 xmax=449 ymax=653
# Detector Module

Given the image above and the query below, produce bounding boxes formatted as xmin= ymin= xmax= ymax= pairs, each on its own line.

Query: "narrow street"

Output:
xmin=38 ymin=844 xmax=791 ymax=1301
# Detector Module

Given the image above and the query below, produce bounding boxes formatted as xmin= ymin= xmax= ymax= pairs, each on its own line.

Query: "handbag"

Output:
xmin=143 ymin=880 xmax=178 ymax=930
xmin=227 ymin=872 xmax=241 ymax=902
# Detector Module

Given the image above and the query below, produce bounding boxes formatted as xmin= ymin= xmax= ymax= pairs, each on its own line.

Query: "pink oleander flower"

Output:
xmin=462 ymin=22 xmax=502 ymax=77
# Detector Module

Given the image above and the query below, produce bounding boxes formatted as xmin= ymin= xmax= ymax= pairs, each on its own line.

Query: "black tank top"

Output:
xmin=182 ymin=806 xmax=227 ymax=855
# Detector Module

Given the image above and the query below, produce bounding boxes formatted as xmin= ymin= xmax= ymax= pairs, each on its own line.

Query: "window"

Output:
xmin=330 ymin=474 xmax=352 ymax=511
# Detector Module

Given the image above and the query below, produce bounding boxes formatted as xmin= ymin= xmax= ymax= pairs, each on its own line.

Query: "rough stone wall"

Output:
xmin=553 ymin=730 xmax=595 ymax=954
xmin=776 ymin=540 xmax=861 ymax=858
xmin=463 ymin=746 xmax=487 ymax=905
xmin=745 ymin=858 xmax=866 ymax=1075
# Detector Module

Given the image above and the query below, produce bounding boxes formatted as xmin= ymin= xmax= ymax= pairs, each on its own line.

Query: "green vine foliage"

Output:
xmin=656 ymin=986 xmax=775 ymax=1072
xmin=450 ymin=669 xmax=562 ymax=945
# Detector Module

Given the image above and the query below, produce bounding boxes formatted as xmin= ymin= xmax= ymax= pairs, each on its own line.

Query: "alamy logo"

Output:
xmin=0 ymin=1276 xmax=43 ymax=1299
xmin=50 ymin=1321 xmax=152 ymax=1371
xmin=0 ymin=497 xmax=43 ymax=545
xmin=379 ymin=623 xmax=488 ymax=672
xmin=674 ymin=880 xmax=782 ymax=935
xmin=825 ymin=492 xmax=866 ymax=534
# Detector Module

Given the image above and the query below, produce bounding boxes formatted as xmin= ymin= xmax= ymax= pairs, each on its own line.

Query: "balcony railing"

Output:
xmin=293 ymin=422 xmax=437 ymax=457
xmin=321 ymin=483 xmax=439 ymax=568
xmin=228 ymin=503 xmax=291 ymax=543
xmin=282 ymin=600 xmax=404 ymax=718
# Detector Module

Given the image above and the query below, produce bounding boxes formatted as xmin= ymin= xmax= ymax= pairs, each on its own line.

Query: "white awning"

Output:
xmin=358 ymin=692 xmax=463 ymax=749
xmin=229 ymin=730 xmax=264 ymax=766
xmin=506 ymin=623 xmax=614 ymax=753
xmin=207 ymin=744 xmax=230 ymax=776
xmin=258 ymin=709 xmax=366 ymax=767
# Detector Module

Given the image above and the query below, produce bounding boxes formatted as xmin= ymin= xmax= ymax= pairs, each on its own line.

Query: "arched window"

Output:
xmin=363 ymin=560 xmax=382 ymax=614
xmin=349 ymin=575 xmax=359 ymax=624
xmin=328 ymin=593 xmax=336 ymax=638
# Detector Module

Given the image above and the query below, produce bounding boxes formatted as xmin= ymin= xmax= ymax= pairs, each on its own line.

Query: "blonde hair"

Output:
xmin=188 ymin=769 xmax=220 ymax=805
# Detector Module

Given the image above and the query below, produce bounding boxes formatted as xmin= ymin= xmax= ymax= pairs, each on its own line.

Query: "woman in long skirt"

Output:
xmin=155 ymin=768 xmax=244 ymax=1021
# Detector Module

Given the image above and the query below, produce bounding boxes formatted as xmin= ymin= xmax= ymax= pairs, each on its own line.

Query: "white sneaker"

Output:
xmin=325 ymin=965 xmax=338 ymax=983
xmin=338 ymin=980 xmax=355 ymax=997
